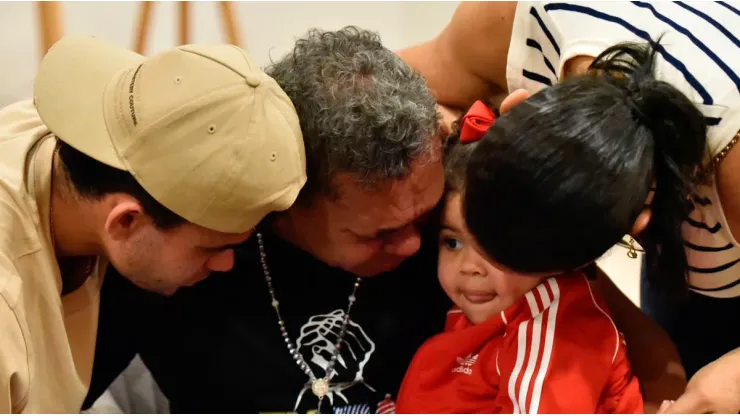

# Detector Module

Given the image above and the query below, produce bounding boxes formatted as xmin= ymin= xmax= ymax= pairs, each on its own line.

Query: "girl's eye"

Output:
xmin=443 ymin=237 xmax=463 ymax=250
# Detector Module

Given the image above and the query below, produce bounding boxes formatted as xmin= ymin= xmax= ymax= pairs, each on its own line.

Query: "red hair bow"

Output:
xmin=459 ymin=100 xmax=496 ymax=144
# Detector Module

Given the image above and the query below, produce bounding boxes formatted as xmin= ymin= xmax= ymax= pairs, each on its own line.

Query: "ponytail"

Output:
xmin=591 ymin=39 xmax=707 ymax=298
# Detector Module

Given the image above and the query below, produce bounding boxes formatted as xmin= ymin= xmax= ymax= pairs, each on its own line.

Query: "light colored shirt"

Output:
xmin=0 ymin=100 xmax=105 ymax=413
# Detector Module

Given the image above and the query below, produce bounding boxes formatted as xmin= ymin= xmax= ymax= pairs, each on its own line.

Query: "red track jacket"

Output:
xmin=396 ymin=275 xmax=643 ymax=414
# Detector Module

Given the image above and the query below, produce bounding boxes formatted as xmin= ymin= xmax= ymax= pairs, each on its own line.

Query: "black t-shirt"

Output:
xmin=84 ymin=225 xmax=449 ymax=413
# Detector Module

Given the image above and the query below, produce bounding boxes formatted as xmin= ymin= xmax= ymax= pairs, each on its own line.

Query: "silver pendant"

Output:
xmin=311 ymin=378 xmax=329 ymax=399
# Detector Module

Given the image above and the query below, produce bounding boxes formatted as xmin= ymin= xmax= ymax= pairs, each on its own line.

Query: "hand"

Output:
xmin=660 ymin=348 xmax=740 ymax=414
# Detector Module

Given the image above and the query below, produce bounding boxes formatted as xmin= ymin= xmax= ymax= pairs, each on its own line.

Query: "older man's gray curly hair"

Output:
xmin=265 ymin=26 xmax=439 ymax=200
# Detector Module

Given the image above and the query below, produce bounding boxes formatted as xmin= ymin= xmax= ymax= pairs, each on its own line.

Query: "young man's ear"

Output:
xmin=104 ymin=197 xmax=148 ymax=240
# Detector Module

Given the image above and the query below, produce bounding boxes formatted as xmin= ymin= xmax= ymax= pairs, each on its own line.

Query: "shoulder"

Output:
xmin=0 ymin=203 xmax=38 ymax=306
xmin=494 ymin=276 xmax=622 ymax=413
xmin=0 ymin=100 xmax=48 ymax=146
xmin=506 ymin=276 xmax=621 ymax=364
xmin=498 ymin=276 xmax=624 ymax=399
xmin=501 ymin=275 xmax=620 ymax=356
xmin=0 ymin=185 xmax=41 ymax=255
xmin=0 ymin=100 xmax=50 ymax=245
xmin=0 ymin=106 xmax=52 ymax=299
xmin=546 ymin=275 xmax=622 ymax=362
xmin=0 ymin=100 xmax=52 ymax=187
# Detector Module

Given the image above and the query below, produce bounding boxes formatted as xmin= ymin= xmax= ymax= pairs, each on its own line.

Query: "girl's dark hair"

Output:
xmin=461 ymin=39 xmax=707 ymax=298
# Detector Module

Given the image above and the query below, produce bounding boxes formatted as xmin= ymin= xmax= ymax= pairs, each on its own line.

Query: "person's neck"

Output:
xmin=50 ymin=157 xmax=103 ymax=259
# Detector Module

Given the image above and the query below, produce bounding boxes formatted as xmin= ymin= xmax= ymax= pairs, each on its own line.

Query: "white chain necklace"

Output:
xmin=256 ymin=232 xmax=362 ymax=411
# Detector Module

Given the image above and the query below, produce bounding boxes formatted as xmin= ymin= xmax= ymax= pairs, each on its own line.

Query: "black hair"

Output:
xmin=57 ymin=140 xmax=185 ymax=229
xmin=462 ymin=39 xmax=706 ymax=298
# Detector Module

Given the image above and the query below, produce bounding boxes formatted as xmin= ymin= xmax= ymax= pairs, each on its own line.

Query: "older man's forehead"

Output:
xmin=338 ymin=160 xmax=444 ymax=233
xmin=368 ymin=191 xmax=435 ymax=229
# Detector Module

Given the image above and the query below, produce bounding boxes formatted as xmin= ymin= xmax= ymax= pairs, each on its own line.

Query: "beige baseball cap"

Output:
xmin=33 ymin=36 xmax=306 ymax=234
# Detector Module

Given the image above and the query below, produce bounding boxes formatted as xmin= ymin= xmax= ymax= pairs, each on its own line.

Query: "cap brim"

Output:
xmin=34 ymin=36 xmax=145 ymax=170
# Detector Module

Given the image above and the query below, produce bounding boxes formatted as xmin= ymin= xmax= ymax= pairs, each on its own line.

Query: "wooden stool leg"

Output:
xmin=134 ymin=1 xmax=154 ymax=55
xmin=219 ymin=2 xmax=242 ymax=47
xmin=178 ymin=1 xmax=190 ymax=45
xmin=37 ymin=1 xmax=64 ymax=58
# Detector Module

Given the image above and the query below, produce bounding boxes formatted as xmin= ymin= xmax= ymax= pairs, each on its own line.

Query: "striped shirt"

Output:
xmin=506 ymin=1 xmax=740 ymax=298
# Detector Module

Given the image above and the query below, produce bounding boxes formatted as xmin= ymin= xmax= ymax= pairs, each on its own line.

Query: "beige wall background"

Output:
xmin=0 ymin=1 xmax=460 ymax=107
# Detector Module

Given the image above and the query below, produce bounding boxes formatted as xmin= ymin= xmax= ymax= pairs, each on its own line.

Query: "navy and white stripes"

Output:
xmin=508 ymin=2 xmax=740 ymax=298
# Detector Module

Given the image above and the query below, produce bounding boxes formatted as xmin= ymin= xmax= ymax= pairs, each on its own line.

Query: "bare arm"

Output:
xmin=397 ymin=1 xmax=594 ymax=133
xmin=397 ymin=1 xmax=516 ymax=111
xmin=594 ymin=266 xmax=687 ymax=413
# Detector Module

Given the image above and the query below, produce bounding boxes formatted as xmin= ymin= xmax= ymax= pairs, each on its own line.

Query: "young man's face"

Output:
xmin=437 ymin=192 xmax=544 ymax=324
xmin=278 ymin=154 xmax=445 ymax=278
xmin=103 ymin=208 xmax=252 ymax=296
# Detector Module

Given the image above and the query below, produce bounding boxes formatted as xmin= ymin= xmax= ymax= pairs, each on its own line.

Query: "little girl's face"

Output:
xmin=438 ymin=192 xmax=546 ymax=324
